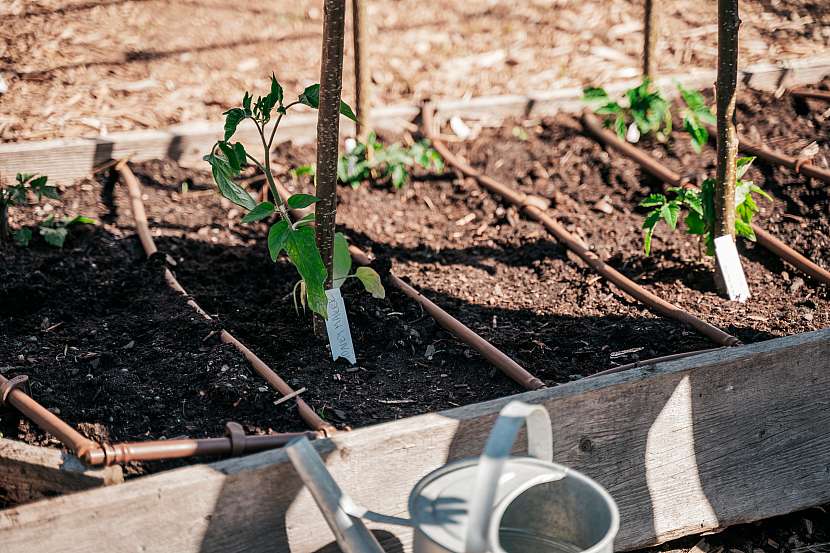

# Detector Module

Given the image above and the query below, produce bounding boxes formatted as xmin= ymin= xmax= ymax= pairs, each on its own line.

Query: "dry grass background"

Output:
xmin=0 ymin=0 xmax=828 ymax=142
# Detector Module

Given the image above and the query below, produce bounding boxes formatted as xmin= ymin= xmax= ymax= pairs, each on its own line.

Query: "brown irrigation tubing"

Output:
xmin=0 ymin=373 xmax=317 ymax=465
xmin=580 ymin=111 xmax=830 ymax=286
xmin=423 ymin=104 xmax=740 ymax=347
xmin=348 ymin=246 xmax=545 ymax=390
xmin=268 ymin=180 xmax=545 ymax=390
xmin=790 ymin=87 xmax=830 ymax=103
xmin=732 ymin=134 xmax=830 ymax=185
xmin=116 ymin=160 xmax=335 ymax=435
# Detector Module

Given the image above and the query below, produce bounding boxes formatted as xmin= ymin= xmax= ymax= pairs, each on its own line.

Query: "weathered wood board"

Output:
xmin=0 ymin=439 xmax=123 ymax=506
xmin=1 ymin=53 xmax=828 ymax=184
xmin=0 ymin=329 xmax=828 ymax=553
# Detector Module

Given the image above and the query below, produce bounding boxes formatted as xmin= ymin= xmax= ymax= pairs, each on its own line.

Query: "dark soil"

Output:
xmin=1 ymin=84 xmax=828 ymax=475
xmin=640 ymin=503 xmax=830 ymax=553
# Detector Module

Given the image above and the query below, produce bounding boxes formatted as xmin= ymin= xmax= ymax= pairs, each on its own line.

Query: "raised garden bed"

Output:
xmin=1 ymin=61 xmax=829 ymax=550
xmin=2 ymin=329 xmax=829 ymax=552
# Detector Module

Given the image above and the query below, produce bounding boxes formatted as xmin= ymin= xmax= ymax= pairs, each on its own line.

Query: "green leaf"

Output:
xmin=735 ymin=219 xmax=756 ymax=240
xmin=682 ymin=189 xmax=703 ymax=215
xmin=284 ymin=226 xmax=328 ymax=318
xmin=614 ymin=114 xmax=626 ymax=138
xmin=660 ymin=202 xmax=680 ymax=230
xmin=269 ymin=73 xmax=284 ymax=105
xmin=242 ymin=92 xmax=252 ymax=115
xmin=294 ymin=212 xmax=316 ymax=228
xmin=65 ymin=215 xmax=96 ymax=225
xmin=298 ymin=84 xmax=320 ymax=108
xmin=390 ymin=164 xmax=407 ymax=188
xmin=640 ymin=193 xmax=666 ymax=207
xmin=332 ymin=232 xmax=352 ymax=288
xmin=39 ymin=186 xmax=60 ymax=200
xmin=683 ymin=115 xmax=708 ymax=153
xmin=583 ymin=87 xmax=610 ymax=101
xmin=267 ymin=220 xmax=290 ymax=261
xmin=13 ymin=228 xmax=32 ymax=247
xmin=218 ymin=142 xmax=240 ymax=173
xmin=736 ymin=156 xmax=755 ymax=179
xmin=642 ymin=210 xmax=661 ymax=255
xmin=287 ymin=193 xmax=320 ymax=209
xmin=596 ymin=102 xmax=622 ymax=115
xmin=233 ymin=142 xmax=248 ymax=169
xmin=685 ymin=210 xmax=706 ymax=234
xmin=241 ymin=202 xmax=275 ymax=223
xmin=338 ymin=100 xmax=357 ymax=122
xmin=291 ymin=164 xmax=316 ymax=177
xmin=40 ymin=225 xmax=68 ymax=248
xmin=643 ymin=225 xmax=656 ymax=256
xmin=677 ymin=83 xmax=706 ymax=111
xmin=208 ymin=154 xmax=257 ymax=210
xmin=355 ymin=266 xmax=385 ymax=299
xmin=223 ymin=108 xmax=245 ymax=141
xmin=297 ymin=84 xmax=358 ymax=121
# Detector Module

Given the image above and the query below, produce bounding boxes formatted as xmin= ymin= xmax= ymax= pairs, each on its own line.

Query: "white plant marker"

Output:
xmin=324 ymin=288 xmax=356 ymax=364
xmin=714 ymin=234 xmax=751 ymax=302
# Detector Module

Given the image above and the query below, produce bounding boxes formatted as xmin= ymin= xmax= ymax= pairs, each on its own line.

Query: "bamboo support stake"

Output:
xmin=643 ymin=0 xmax=658 ymax=79
xmin=316 ymin=0 xmax=348 ymax=292
xmin=715 ymin=0 xmax=740 ymax=242
xmin=352 ymin=0 xmax=371 ymax=141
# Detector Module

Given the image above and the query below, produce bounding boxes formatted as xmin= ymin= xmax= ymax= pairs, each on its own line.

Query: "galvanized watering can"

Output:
xmin=286 ymin=401 xmax=619 ymax=553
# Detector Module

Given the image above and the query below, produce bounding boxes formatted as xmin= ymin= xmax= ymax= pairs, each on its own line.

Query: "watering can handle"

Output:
xmin=464 ymin=401 xmax=553 ymax=553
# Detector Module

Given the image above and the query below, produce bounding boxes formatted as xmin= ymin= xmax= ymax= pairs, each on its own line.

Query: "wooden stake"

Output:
xmin=314 ymin=0 xmax=348 ymax=335
xmin=643 ymin=0 xmax=658 ymax=79
xmin=715 ymin=0 xmax=740 ymax=241
xmin=352 ymin=0 xmax=371 ymax=141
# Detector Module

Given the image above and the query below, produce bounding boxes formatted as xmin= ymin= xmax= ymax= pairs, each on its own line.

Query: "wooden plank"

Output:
xmin=0 ymin=439 xmax=123 ymax=506
xmin=0 ymin=329 xmax=827 ymax=552
xmin=1 ymin=53 xmax=827 ymax=184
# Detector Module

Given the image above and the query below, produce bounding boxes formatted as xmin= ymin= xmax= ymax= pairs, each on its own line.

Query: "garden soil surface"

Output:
xmin=1 ymin=84 xmax=828 ymax=476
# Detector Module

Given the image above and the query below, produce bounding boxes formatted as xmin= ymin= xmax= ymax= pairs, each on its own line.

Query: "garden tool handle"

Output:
xmin=464 ymin=401 xmax=553 ymax=553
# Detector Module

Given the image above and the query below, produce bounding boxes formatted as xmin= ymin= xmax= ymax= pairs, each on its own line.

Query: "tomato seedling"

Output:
xmin=1 ymin=173 xmax=94 ymax=247
xmin=339 ymin=132 xmax=443 ymax=189
xmin=640 ymin=157 xmax=772 ymax=255
xmin=583 ymin=81 xmax=716 ymax=152
xmin=205 ymin=74 xmax=384 ymax=319
xmin=291 ymin=132 xmax=443 ymax=190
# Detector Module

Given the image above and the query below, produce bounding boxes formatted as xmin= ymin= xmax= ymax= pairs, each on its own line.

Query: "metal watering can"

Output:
xmin=286 ymin=401 xmax=619 ymax=553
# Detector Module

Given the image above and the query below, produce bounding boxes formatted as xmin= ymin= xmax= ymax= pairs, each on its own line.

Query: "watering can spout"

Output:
xmin=286 ymin=437 xmax=401 ymax=553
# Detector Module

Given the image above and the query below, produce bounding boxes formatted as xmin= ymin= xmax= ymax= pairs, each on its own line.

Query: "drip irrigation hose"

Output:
xmin=423 ymin=104 xmax=740 ymax=347
xmin=0 ymin=373 xmax=317 ymax=466
xmin=348 ymin=246 xmax=546 ymax=390
xmin=730 ymin=134 xmax=830 ymax=185
xmin=580 ymin=111 xmax=830 ymax=286
xmin=269 ymin=179 xmax=545 ymax=390
xmin=789 ymin=87 xmax=830 ymax=103
xmin=115 ymin=160 xmax=336 ymax=435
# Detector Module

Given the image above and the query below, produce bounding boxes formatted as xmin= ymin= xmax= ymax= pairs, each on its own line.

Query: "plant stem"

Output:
xmin=642 ymin=0 xmax=658 ymax=79
xmin=715 ymin=0 xmax=740 ymax=241
xmin=315 ymin=0 xmax=348 ymax=293
xmin=352 ymin=0 xmax=371 ymax=141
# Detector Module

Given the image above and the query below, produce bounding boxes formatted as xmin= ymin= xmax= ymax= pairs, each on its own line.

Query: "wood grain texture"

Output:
xmin=1 ymin=54 xmax=827 ymax=184
xmin=0 ymin=439 xmax=123 ymax=505
xmin=0 ymin=329 xmax=828 ymax=552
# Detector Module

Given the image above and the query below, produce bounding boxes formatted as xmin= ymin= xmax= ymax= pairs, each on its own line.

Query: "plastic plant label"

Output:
xmin=714 ymin=234 xmax=751 ymax=302
xmin=324 ymin=288 xmax=357 ymax=364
